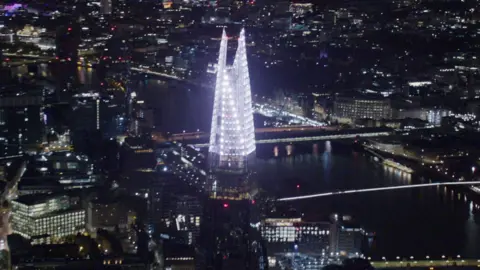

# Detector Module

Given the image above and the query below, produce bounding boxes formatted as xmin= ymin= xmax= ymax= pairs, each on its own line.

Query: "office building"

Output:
xmin=11 ymin=193 xmax=85 ymax=245
xmin=172 ymin=195 xmax=202 ymax=246
xmin=101 ymin=0 xmax=112 ymax=15
xmin=206 ymin=29 xmax=262 ymax=270
xmin=208 ymin=28 xmax=255 ymax=173
xmin=146 ymin=172 xmax=202 ymax=234
xmin=260 ymin=218 xmax=331 ymax=255
xmin=329 ymin=214 xmax=365 ymax=258
xmin=119 ymin=136 xmax=156 ymax=174
xmin=333 ymin=96 xmax=392 ymax=123
xmin=18 ymin=152 xmax=97 ymax=195
xmin=55 ymin=24 xmax=80 ymax=62
xmin=0 ymin=95 xmax=44 ymax=158
xmin=86 ymin=197 xmax=136 ymax=235
xmin=71 ymin=92 xmax=124 ymax=157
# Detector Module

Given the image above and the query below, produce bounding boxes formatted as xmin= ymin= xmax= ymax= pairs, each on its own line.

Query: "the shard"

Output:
xmin=209 ymin=28 xmax=255 ymax=173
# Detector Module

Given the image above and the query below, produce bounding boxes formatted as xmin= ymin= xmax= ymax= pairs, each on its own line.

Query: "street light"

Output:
xmin=442 ymin=255 xmax=446 ymax=259
xmin=426 ymin=256 xmax=429 ymax=259
xmin=410 ymin=256 xmax=414 ymax=260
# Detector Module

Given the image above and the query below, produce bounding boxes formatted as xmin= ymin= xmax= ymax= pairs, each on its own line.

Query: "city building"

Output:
xmin=260 ymin=217 xmax=331 ymax=255
xmin=119 ymin=136 xmax=156 ymax=174
xmin=333 ymin=96 xmax=392 ymax=124
xmin=101 ymin=0 xmax=112 ymax=15
xmin=208 ymin=28 xmax=255 ymax=173
xmin=290 ymin=3 xmax=313 ymax=18
xmin=70 ymin=92 xmax=124 ymax=157
xmin=16 ymin=24 xmax=45 ymax=43
xmin=334 ymin=226 xmax=364 ymax=258
xmin=163 ymin=244 xmax=195 ymax=270
xmin=18 ymin=152 xmax=97 ymax=195
xmin=330 ymin=214 xmax=365 ymax=258
xmin=0 ymin=94 xmax=44 ymax=158
xmin=205 ymin=29 xmax=262 ymax=269
xmin=11 ymin=193 xmax=85 ymax=245
xmin=171 ymin=195 xmax=202 ymax=245
xmin=71 ymin=92 xmax=101 ymax=132
xmin=86 ymin=197 xmax=136 ymax=235
xmin=55 ymin=24 xmax=81 ymax=62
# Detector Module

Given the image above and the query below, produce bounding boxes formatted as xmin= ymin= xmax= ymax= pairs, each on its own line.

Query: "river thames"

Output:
xmin=14 ymin=64 xmax=480 ymax=259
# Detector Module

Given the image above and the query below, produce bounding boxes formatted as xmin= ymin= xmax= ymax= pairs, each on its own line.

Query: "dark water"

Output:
xmin=21 ymin=66 xmax=480 ymax=260
xmin=254 ymin=142 xmax=480 ymax=260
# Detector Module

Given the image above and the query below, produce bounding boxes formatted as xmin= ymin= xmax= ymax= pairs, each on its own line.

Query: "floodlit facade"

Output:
xmin=11 ymin=194 xmax=85 ymax=245
xmin=333 ymin=96 xmax=392 ymax=123
xmin=260 ymin=218 xmax=331 ymax=255
xmin=209 ymin=28 xmax=255 ymax=172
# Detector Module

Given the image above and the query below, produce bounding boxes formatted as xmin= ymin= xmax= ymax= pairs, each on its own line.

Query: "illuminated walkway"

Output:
xmin=277 ymin=181 xmax=480 ymax=201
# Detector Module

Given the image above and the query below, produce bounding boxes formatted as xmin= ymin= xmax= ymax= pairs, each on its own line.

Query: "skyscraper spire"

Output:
xmin=209 ymin=28 xmax=256 ymax=172
xmin=233 ymin=28 xmax=255 ymax=156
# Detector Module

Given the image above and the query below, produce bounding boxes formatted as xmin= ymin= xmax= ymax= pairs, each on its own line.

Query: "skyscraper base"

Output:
xmin=207 ymin=170 xmax=254 ymax=201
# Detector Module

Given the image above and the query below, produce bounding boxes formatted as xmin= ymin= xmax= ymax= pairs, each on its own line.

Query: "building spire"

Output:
xmin=209 ymin=28 xmax=256 ymax=172
xmin=233 ymin=28 xmax=255 ymax=156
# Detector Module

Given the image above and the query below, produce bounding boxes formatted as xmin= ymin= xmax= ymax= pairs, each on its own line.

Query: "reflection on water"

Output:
xmin=77 ymin=66 xmax=95 ymax=85
xmin=325 ymin=140 xmax=332 ymax=153
xmin=286 ymin=144 xmax=293 ymax=156
xmin=383 ymin=164 xmax=412 ymax=184
xmin=273 ymin=146 xmax=279 ymax=157
xmin=313 ymin=143 xmax=319 ymax=155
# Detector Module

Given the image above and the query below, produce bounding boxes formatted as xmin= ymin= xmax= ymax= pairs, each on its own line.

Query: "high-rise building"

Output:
xmin=208 ymin=28 xmax=255 ymax=173
xmin=101 ymin=0 xmax=112 ymax=15
xmin=0 ymin=95 xmax=44 ymax=158
xmin=55 ymin=24 xmax=80 ymax=62
xmin=172 ymin=195 xmax=202 ymax=246
xmin=205 ymin=29 xmax=262 ymax=270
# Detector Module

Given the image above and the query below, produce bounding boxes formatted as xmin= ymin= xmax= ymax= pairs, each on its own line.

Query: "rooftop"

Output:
xmin=14 ymin=193 xmax=67 ymax=206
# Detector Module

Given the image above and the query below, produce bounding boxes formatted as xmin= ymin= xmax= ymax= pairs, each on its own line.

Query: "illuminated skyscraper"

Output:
xmin=209 ymin=29 xmax=255 ymax=173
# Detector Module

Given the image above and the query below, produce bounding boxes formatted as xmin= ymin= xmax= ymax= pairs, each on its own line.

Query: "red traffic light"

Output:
xmin=223 ymin=203 xmax=229 ymax=208
xmin=296 ymin=184 xmax=300 ymax=189
xmin=67 ymin=27 xmax=72 ymax=31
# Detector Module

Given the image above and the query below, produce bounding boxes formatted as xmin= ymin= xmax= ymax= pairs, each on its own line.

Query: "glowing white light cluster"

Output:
xmin=209 ymin=29 xmax=256 ymax=170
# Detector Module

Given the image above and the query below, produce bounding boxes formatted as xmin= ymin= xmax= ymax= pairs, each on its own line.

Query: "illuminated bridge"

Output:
xmin=131 ymin=67 xmax=182 ymax=81
xmin=184 ymin=130 xmax=391 ymax=147
xmin=277 ymin=181 xmax=480 ymax=201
